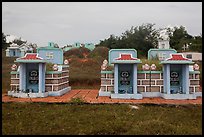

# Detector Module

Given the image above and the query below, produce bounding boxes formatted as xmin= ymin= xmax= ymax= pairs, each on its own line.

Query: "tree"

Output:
xmin=2 ymin=32 xmax=9 ymax=49
xmin=2 ymin=33 xmax=6 ymax=43
xmin=189 ymin=35 xmax=202 ymax=52
xmin=169 ymin=26 xmax=193 ymax=52
xmin=97 ymin=23 xmax=159 ymax=57
xmin=13 ymin=38 xmax=27 ymax=45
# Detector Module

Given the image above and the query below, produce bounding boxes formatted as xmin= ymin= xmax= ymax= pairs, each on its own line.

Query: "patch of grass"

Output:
xmin=87 ymin=46 xmax=109 ymax=59
xmin=138 ymin=58 xmax=162 ymax=71
xmin=2 ymin=51 xmax=18 ymax=94
xmin=69 ymin=97 xmax=87 ymax=104
xmin=63 ymin=47 xmax=91 ymax=58
xmin=46 ymin=62 xmax=54 ymax=71
xmin=68 ymin=57 xmax=101 ymax=86
xmin=2 ymin=103 xmax=202 ymax=135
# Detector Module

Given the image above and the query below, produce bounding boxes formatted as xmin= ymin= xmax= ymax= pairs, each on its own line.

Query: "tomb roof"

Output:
xmin=15 ymin=53 xmax=46 ymax=63
xmin=160 ymin=54 xmax=194 ymax=64
xmin=115 ymin=54 xmax=138 ymax=60
xmin=112 ymin=53 xmax=141 ymax=64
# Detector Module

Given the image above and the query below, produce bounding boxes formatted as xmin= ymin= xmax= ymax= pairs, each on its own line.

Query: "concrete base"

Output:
xmin=195 ymin=92 xmax=202 ymax=97
xmin=98 ymin=89 xmax=111 ymax=96
xmin=111 ymin=93 xmax=143 ymax=99
xmin=8 ymin=87 xmax=71 ymax=98
xmin=142 ymin=92 xmax=161 ymax=97
xmin=48 ymin=86 xmax=71 ymax=96
xmin=161 ymin=93 xmax=196 ymax=99
xmin=8 ymin=91 xmax=49 ymax=98
xmin=98 ymin=88 xmax=201 ymax=100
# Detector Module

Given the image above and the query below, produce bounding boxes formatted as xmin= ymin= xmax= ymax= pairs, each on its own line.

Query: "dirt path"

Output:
xmin=2 ymin=89 xmax=202 ymax=104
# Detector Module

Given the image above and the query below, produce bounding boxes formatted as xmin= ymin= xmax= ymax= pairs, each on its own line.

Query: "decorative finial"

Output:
xmin=64 ymin=59 xmax=69 ymax=65
xmin=101 ymin=59 xmax=108 ymax=70
xmin=150 ymin=64 xmax=156 ymax=70
xmin=142 ymin=64 xmax=150 ymax=71
xmin=193 ymin=64 xmax=199 ymax=71
xmin=53 ymin=64 xmax=58 ymax=71
xmin=11 ymin=64 xmax=17 ymax=71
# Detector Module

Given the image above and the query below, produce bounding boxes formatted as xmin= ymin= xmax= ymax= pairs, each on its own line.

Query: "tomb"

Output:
xmin=99 ymin=49 xmax=201 ymax=100
xmin=100 ymin=49 xmax=143 ymax=99
xmin=148 ymin=39 xmax=177 ymax=60
xmin=8 ymin=42 xmax=71 ymax=98
xmin=5 ymin=43 xmax=33 ymax=57
xmin=160 ymin=53 xmax=197 ymax=99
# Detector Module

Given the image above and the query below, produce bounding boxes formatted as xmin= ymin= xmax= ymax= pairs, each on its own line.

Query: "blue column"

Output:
xmin=19 ymin=63 xmax=26 ymax=92
xmin=42 ymin=63 xmax=45 ymax=92
xmin=39 ymin=63 xmax=42 ymax=93
xmin=182 ymin=65 xmax=189 ymax=94
xmin=114 ymin=64 xmax=118 ymax=94
xmin=19 ymin=64 xmax=23 ymax=91
xmin=163 ymin=65 xmax=166 ymax=93
xmin=163 ymin=64 xmax=170 ymax=94
xmin=133 ymin=64 xmax=137 ymax=94
xmin=166 ymin=64 xmax=170 ymax=94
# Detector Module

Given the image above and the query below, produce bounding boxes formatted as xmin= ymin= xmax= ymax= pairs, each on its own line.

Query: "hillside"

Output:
xmin=2 ymin=47 xmax=110 ymax=93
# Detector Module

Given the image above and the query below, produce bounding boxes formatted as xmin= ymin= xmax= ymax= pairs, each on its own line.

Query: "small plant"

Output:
xmin=70 ymin=97 xmax=87 ymax=104
xmin=46 ymin=63 xmax=54 ymax=71
xmin=106 ymin=65 xmax=114 ymax=71
xmin=110 ymin=90 xmax=114 ymax=93
xmin=138 ymin=58 xmax=162 ymax=71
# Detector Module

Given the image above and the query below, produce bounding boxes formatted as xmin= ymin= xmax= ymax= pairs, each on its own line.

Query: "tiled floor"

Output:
xmin=2 ymin=90 xmax=202 ymax=104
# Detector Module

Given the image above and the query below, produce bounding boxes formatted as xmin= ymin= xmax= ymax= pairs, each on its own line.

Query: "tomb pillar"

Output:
xmin=114 ymin=64 xmax=118 ymax=94
xmin=133 ymin=64 xmax=137 ymax=94
xmin=163 ymin=64 xmax=170 ymax=94
xmin=182 ymin=65 xmax=189 ymax=94
xmin=19 ymin=63 xmax=26 ymax=92
xmin=39 ymin=63 xmax=43 ymax=93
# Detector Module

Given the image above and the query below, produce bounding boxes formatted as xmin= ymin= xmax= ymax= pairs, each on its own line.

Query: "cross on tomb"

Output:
xmin=158 ymin=53 xmax=166 ymax=60
xmin=182 ymin=44 xmax=189 ymax=51
xmin=46 ymin=52 xmax=54 ymax=59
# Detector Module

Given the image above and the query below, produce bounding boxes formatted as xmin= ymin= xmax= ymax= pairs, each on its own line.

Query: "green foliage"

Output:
xmin=46 ymin=63 xmax=54 ymax=71
xmin=169 ymin=26 xmax=193 ymax=52
xmin=189 ymin=36 xmax=202 ymax=52
xmin=97 ymin=23 xmax=158 ymax=58
xmin=88 ymin=46 xmax=109 ymax=59
xmin=64 ymin=47 xmax=91 ymax=58
xmin=2 ymin=103 xmax=202 ymax=135
xmin=138 ymin=58 xmax=162 ymax=71
xmin=70 ymin=97 xmax=87 ymax=104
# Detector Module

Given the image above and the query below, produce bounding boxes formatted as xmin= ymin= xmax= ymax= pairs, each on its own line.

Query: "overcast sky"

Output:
xmin=2 ymin=2 xmax=202 ymax=47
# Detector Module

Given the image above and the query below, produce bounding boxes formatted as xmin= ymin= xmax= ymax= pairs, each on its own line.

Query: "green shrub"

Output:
xmin=138 ymin=58 xmax=162 ymax=71
xmin=70 ymin=97 xmax=87 ymax=104
xmin=2 ymin=51 xmax=18 ymax=93
xmin=88 ymin=46 xmax=109 ymax=59
xmin=64 ymin=47 xmax=90 ymax=58
xmin=46 ymin=63 xmax=54 ymax=71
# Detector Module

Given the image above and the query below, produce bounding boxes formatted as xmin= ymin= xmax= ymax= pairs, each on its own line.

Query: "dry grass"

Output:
xmin=2 ymin=51 xmax=18 ymax=93
xmin=2 ymin=103 xmax=202 ymax=135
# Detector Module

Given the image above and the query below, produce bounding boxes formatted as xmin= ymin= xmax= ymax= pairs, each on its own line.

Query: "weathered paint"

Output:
xmin=114 ymin=64 xmax=118 ymax=94
xmin=148 ymin=49 xmax=177 ymax=60
xmin=37 ymin=42 xmax=63 ymax=64
xmin=109 ymin=49 xmax=137 ymax=65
